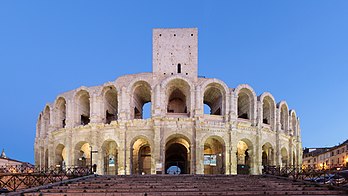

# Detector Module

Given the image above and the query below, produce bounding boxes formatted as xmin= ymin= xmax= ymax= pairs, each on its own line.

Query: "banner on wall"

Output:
xmin=204 ymin=154 xmax=217 ymax=166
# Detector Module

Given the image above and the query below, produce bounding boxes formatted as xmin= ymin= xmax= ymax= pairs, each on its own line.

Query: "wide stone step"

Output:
xmin=20 ymin=175 xmax=348 ymax=196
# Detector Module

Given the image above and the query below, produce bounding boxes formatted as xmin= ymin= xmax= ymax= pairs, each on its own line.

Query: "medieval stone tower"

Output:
xmin=35 ymin=28 xmax=302 ymax=175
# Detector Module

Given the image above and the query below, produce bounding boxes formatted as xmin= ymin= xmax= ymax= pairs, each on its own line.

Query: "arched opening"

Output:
xmin=293 ymin=151 xmax=296 ymax=167
xmin=37 ymin=114 xmax=42 ymax=138
xmin=165 ymin=136 xmax=190 ymax=174
xmin=102 ymin=140 xmax=118 ymax=175
xmin=131 ymin=138 xmax=151 ymax=175
xmin=237 ymin=140 xmax=253 ymax=174
xmin=280 ymin=104 xmax=288 ymax=132
xmin=166 ymin=79 xmax=191 ymax=116
xmin=291 ymin=112 xmax=297 ymax=136
xmin=75 ymin=142 xmax=91 ymax=167
xmin=238 ymin=92 xmax=251 ymax=119
xmin=56 ymin=98 xmax=66 ymax=128
xmin=42 ymin=106 xmax=50 ymax=137
xmin=167 ymin=89 xmax=187 ymax=113
xmin=262 ymin=97 xmax=274 ymax=126
xmin=55 ymin=144 xmax=66 ymax=170
xmin=203 ymin=85 xmax=223 ymax=115
xmin=76 ymin=90 xmax=90 ymax=126
xmin=281 ymin=147 xmax=288 ymax=167
xmin=203 ymin=137 xmax=225 ymax=174
xmin=44 ymin=149 xmax=49 ymax=168
xmin=132 ymin=82 xmax=152 ymax=119
xmin=261 ymin=143 xmax=274 ymax=168
xmin=104 ymin=86 xmax=118 ymax=124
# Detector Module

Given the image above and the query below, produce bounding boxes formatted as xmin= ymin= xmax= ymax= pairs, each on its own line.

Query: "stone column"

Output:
xmin=154 ymin=84 xmax=161 ymax=116
xmin=117 ymin=121 xmax=127 ymax=175
xmin=119 ymin=87 xmax=128 ymax=120
xmin=194 ymin=86 xmax=202 ymax=116
xmin=153 ymin=119 xmax=162 ymax=174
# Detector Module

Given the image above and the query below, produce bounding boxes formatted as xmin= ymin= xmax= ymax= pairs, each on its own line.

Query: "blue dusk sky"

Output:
xmin=0 ymin=1 xmax=348 ymax=163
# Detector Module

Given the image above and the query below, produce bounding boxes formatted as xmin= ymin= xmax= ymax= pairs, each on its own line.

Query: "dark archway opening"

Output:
xmin=165 ymin=143 xmax=189 ymax=174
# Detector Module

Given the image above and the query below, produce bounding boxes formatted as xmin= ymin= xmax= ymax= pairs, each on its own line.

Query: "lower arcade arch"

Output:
xmin=54 ymin=144 xmax=67 ymax=169
xmin=102 ymin=140 xmax=118 ymax=175
xmin=74 ymin=142 xmax=91 ymax=167
xmin=237 ymin=139 xmax=253 ymax=174
xmin=165 ymin=136 xmax=190 ymax=174
xmin=281 ymin=147 xmax=289 ymax=167
xmin=261 ymin=142 xmax=275 ymax=167
xmin=203 ymin=137 xmax=225 ymax=174
xmin=131 ymin=137 xmax=152 ymax=175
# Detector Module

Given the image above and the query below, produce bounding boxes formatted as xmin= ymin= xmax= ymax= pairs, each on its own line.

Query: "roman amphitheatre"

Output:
xmin=34 ymin=28 xmax=302 ymax=175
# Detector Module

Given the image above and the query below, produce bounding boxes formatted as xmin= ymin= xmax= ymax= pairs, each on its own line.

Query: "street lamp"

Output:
xmin=89 ymin=146 xmax=98 ymax=173
xmin=345 ymin=157 xmax=348 ymax=168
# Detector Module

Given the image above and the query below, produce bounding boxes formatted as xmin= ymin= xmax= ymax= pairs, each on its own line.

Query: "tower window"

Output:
xmin=177 ymin=64 xmax=181 ymax=73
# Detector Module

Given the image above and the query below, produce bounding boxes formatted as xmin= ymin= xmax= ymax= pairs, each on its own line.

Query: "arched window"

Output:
xmin=291 ymin=112 xmax=297 ymax=136
xmin=177 ymin=63 xmax=181 ymax=73
xmin=168 ymin=89 xmax=187 ymax=113
xmin=56 ymin=98 xmax=66 ymax=128
xmin=132 ymin=82 xmax=151 ymax=119
xmin=42 ymin=106 xmax=50 ymax=137
xmin=203 ymin=85 xmax=223 ymax=115
xmin=165 ymin=79 xmax=191 ymax=116
xmin=279 ymin=104 xmax=288 ymax=131
xmin=76 ymin=90 xmax=90 ymax=126
xmin=262 ymin=96 xmax=275 ymax=126
xmin=104 ymin=86 xmax=118 ymax=124
xmin=238 ymin=92 xmax=250 ymax=119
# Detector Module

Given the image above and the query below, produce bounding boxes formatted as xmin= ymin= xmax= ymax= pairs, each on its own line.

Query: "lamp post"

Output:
xmin=345 ymin=157 xmax=348 ymax=168
xmin=90 ymin=146 xmax=98 ymax=173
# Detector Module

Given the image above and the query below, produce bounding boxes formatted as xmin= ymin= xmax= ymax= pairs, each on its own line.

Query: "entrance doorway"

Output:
xmin=203 ymin=137 xmax=225 ymax=174
xmin=132 ymin=138 xmax=152 ymax=175
xmin=165 ymin=137 xmax=190 ymax=174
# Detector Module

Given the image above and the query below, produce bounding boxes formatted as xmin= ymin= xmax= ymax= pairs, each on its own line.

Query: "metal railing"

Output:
xmin=0 ymin=165 xmax=91 ymax=192
xmin=263 ymin=166 xmax=348 ymax=187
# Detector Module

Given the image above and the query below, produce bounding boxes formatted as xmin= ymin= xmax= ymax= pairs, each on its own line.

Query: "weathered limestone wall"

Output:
xmin=34 ymin=28 xmax=302 ymax=175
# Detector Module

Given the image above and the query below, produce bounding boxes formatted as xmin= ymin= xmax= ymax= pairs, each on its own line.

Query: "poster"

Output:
xmin=109 ymin=155 xmax=115 ymax=167
xmin=204 ymin=155 xmax=211 ymax=165
xmin=210 ymin=155 xmax=217 ymax=166
xmin=204 ymin=154 xmax=217 ymax=166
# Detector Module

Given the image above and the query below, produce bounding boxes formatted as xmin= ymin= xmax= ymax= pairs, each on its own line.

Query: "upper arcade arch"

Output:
xmin=42 ymin=105 xmax=51 ymax=137
xmin=101 ymin=85 xmax=118 ymax=124
xmin=277 ymin=101 xmax=289 ymax=134
xmin=259 ymin=92 xmax=276 ymax=129
xmin=54 ymin=97 xmax=67 ymax=128
xmin=201 ymin=82 xmax=228 ymax=116
xmin=290 ymin=110 xmax=297 ymax=136
xmin=74 ymin=89 xmax=91 ymax=126
xmin=36 ymin=114 xmax=42 ymax=138
xmin=234 ymin=84 xmax=257 ymax=122
xmin=163 ymin=77 xmax=193 ymax=116
xmin=130 ymin=80 xmax=152 ymax=119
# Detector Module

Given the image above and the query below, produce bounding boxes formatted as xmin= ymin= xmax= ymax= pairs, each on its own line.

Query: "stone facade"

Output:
xmin=34 ymin=28 xmax=302 ymax=175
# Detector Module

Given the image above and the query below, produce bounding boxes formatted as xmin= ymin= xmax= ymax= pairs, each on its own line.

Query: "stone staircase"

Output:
xmin=21 ymin=175 xmax=348 ymax=196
